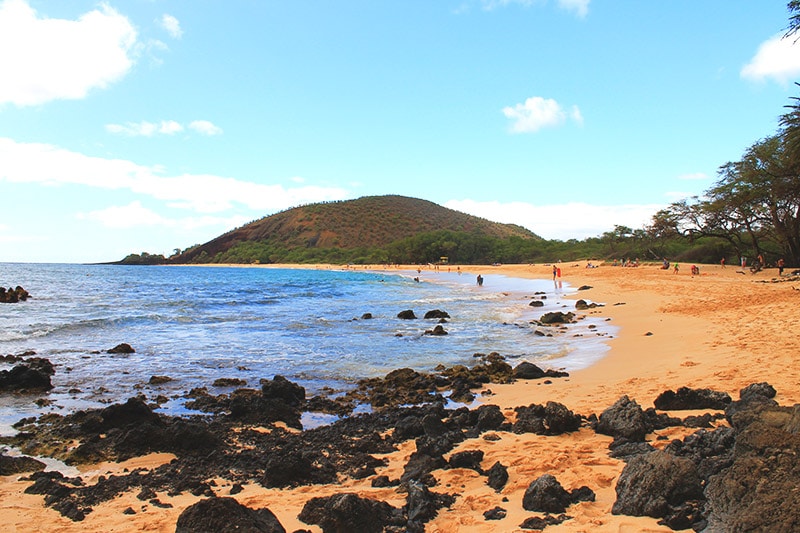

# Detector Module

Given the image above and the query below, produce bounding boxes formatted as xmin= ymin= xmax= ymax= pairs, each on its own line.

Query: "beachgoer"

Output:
xmin=758 ymin=254 xmax=764 ymax=267
xmin=741 ymin=256 xmax=746 ymax=268
xmin=556 ymin=267 xmax=562 ymax=278
xmin=691 ymin=265 xmax=700 ymax=276
xmin=552 ymin=265 xmax=557 ymax=280
xmin=673 ymin=262 xmax=679 ymax=274
xmin=476 ymin=274 xmax=483 ymax=286
xmin=720 ymin=257 xmax=726 ymax=268
xmin=778 ymin=258 xmax=785 ymax=276
xmin=662 ymin=258 xmax=669 ymax=270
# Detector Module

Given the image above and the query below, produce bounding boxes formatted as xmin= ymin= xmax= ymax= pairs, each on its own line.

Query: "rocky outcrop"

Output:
xmin=512 ymin=362 xmax=569 ymax=380
xmin=513 ymin=401 xmax=581 ymax=435
xmin=0 ymin=454 xmax=46 ymax=475
xmin=653 ymin=387 xmax=731 ymax=411
xmin=612 ymin=450 xmax=704 ymax=528
xmin=704 ymin=401 xmax=800 ymax=531
xmin=522 ymin=474 xmax=595 ymax=514
xmin=595 ymin=395 xmax=649 ymax=441
xmin=175 ymin=497 xmax=286 ymax=533
xmin=538 ymin=311 xmax=575 ymax=325
xmin=107 ymin=343 xmax=135 ymax=354
xmin=0 ymin=357 xmax=54 ymax=392
xmin=299 ymin=492 xmax=400 ymax=533
xmin=0 ymin=286 xmax=30 ymax=303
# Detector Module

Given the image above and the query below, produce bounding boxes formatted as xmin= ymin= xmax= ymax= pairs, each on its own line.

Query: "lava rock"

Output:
xmin=611 ymin=450 xmax=703 ymax=520
xmin=175 ymin=497 xmax=286 ymax=533
xmin=595 ymin=396 xmax=649 ymax=442
xmin=298 ymin=492 xmax=400 ymax=533
xmin=653 ymin=387 xmax=731 ymax=410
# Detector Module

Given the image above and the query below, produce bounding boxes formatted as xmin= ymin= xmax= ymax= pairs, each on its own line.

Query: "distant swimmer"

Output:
xmin=476 ymin=274 xmax=484 ymax=286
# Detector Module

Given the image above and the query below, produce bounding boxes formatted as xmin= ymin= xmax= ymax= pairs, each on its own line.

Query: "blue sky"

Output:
xmin=1 ymin=0 xmax=799 ymax=263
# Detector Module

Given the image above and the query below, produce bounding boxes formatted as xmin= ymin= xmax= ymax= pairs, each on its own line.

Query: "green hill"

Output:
xmin=170 ymin=195 xmax=542 ymax=265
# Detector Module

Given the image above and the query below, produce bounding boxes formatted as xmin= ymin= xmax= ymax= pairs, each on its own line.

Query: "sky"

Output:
xmin=2 ymin=1 xmax=800 ymax=263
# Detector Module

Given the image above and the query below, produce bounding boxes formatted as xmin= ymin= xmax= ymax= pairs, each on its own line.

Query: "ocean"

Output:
xmin=0 ymin=263 xmax=612 ymax=433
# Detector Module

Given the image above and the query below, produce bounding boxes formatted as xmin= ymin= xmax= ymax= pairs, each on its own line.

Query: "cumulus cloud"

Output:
xmin=0 ymin=137 xmax=349 ymax=214
xmin=502 ymin=96 xmax=582 ymax=133
xmin=188 ymin=120 xmax=223 ymax=136
xmin=160 ymin=14 xmax=182 ymax=39
xmin=106 ymin=120 xmax=222 ymax=137
xmin=741 ymin=32 xmax=800 ymax=85
xmin=0 ymin=0 xmax=137 ymax=107
xmin=77 ymin=201 xmax=249 ymax=231
xmin=444 ymin=199 xmax=662 ymax=240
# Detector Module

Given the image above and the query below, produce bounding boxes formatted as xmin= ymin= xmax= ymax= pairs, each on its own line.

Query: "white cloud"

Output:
xmin=0 ymin=137 xmax=350 ymax=213
xmin=444 ymin=199 xmax=662 ymax=240
xmin=502 ymin=96 xmax=582 ymax=133
xmin=160 ymin=14 xmax=182 ymax=39
xmin=189 ymin=120 xmax=223 ymax=136
xmin=481 ymin=0 xmax=589 ymax=17
xmin=76 ymin=201 xmax=249 ymax=231
xmin=741 ymin=32 xmax=800 ymax=85
xmin=106 ymin=120 xmax=221 ymax=137
xmin=558 ymin=0 xmax=589 ymax=18
xmin=0 ymin=0 xmax=137 ymax=107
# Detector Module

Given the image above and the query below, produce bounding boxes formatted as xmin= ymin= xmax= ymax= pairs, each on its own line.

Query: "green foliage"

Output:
xmin=118 ymin=252 xmax=167 ymax=265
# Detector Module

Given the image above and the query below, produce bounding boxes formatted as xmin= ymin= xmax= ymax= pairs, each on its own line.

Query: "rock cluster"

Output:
xmin=0 ymin=286 xmax=29 ymax=303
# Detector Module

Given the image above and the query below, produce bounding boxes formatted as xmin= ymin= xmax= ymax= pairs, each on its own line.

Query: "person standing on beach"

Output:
xmin=778 ymin=258 xmax=785 ymax=276
xmin=552 ymin=265 xmax=557 ymax=280
xmin=476 ymin=274 xmax=483 ymax=286
xmin=673 ymin=262 xmax=680 ymax=274
xmin=720 ymin=257 xmax=726 ymax=268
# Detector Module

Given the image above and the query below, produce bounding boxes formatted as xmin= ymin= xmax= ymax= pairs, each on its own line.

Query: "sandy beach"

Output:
xmin=1 ymin=261 xmax=798 ymax=532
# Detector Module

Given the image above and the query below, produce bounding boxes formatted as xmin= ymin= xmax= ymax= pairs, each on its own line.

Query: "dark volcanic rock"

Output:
xmin=0 ymin=454 xmax=46 ymax=475
xmin=175 ymin=497 xmax=286 ymax=533
xmin=298 ymin=492 xmax=400 ymax=533
xmin=724 ymin=382 xmax=779 ymax=423
xmin=405 ymin=480 xmax=456 ymax=524
xmin=663 ymin=426 xmax=735 ymax=483
xmin=260 ymin=375 xmax=305 ymax=407
xmin=595 ymin=396 xmax=649 ymax=441
xmin=486 ymin=461 xmax=508 ymax=492
xmin=107 ymin=343 xmax=135 ymax=354
xmin=704 ymin=403 xmax=800 ymax=532
xmin=0 ymin=286 xmax=30 ymax=303
xmin=423 ymin=325 xmax=448 ymax=336
xmin=653 ymin=387 xmax=731 ymax=411
xmin=513 ymin=401 xmax=581 ymax=435
xmin=448 ymin=449 xmax=484 ymax=473
xmin=423 ymin=309 xmax=450 ymax=319
xmin=522 ymin=474 xmax=574 ymax=514
xmin=521 ymin=474 xmax=592 ymax=517
xmin=0 ymin=357 xmax=55 ymax=391
xmin=539 ymin=311 xmax=575 ymax=325
xmin=397 ymin=309 xmax=417 ymax=319
xmin=512 ymin=362 xmax=568 ymax=380
xmin=611 ymin=450 xmax=703 ymax=522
